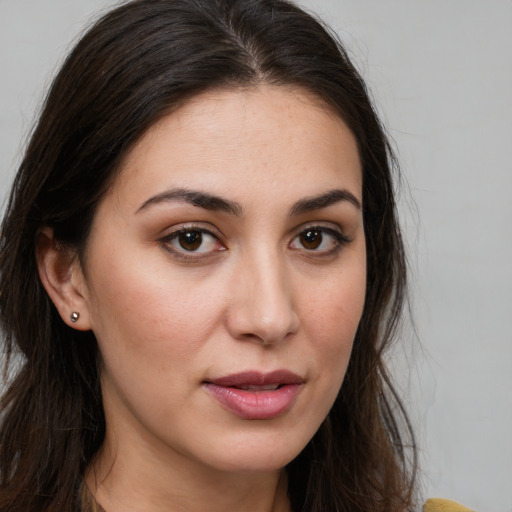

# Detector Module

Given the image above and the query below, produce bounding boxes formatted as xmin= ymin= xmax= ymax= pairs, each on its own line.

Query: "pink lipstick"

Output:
xmin=203 ymin=370 xmax=304 ymax=420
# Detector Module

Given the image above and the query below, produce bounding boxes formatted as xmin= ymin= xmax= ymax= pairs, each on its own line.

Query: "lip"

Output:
xmin=203 ymin=370 xmax=304 ymax=420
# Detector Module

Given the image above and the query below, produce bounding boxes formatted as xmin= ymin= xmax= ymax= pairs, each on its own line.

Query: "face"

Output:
xmin=79 ymin=85 xmax=366 ymax=476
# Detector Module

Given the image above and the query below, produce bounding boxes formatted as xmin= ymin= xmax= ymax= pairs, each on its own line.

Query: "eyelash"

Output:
xmin=160 ymin=224 xmax=351 ymax=260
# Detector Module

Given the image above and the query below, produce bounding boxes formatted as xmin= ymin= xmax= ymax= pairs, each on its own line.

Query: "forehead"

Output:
xmin=108 ymin=85 xmax=362 ymax=210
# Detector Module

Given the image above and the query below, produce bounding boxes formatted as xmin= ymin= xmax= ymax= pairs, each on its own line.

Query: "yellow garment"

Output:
xmin=423 ymin=498 xmax=474 ymax=512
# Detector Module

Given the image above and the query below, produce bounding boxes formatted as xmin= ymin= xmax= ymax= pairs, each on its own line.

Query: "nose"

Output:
xmin=225 ymin=249 xmax=300 ymax=345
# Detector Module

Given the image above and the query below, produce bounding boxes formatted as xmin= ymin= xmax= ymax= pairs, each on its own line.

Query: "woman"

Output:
xmin=0 ymin=0 xmax=417 ymax=510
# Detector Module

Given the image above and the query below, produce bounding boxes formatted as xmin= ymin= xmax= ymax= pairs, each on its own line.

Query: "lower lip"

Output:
xmin=203 ymin=383 xmax=302 ymax=420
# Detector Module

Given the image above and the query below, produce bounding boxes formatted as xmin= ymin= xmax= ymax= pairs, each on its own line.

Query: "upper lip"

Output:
xmin=205 ymin=370 xmax=304 ymax=387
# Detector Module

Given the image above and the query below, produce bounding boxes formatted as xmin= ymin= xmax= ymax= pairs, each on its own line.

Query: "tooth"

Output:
xmin=238 ymin=384 xmax=280 ymax=391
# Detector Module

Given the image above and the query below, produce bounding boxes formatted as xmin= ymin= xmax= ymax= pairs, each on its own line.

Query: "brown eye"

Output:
xmin=164 ymin=228 xmax=224 ymax=257
xmin=299 ymin=229 xmax=322 ymax=250
xmin=290 ymin=226 xmax=349 ymax=254
xmin=178 ymin=230 xmax=202 ymax=251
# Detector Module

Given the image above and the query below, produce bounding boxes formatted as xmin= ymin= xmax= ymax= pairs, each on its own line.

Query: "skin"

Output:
xmin=38 ymin=85 xmax=366 ymax=512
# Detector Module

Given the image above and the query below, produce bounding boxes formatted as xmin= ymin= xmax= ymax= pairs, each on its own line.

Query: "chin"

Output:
xmin=200 ymin=432 xmax=310 ymax=474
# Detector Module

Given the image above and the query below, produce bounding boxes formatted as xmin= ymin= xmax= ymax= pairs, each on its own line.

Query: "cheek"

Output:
xmin=299 ymin=259 xmax=366 ymax=383
xmin=86 ymin=262 xmax=228 ymax=432
xmin=302 ymin=262 xmax=366 ymax=337
xmin=86 ymin=252 xmax=226 ymax=372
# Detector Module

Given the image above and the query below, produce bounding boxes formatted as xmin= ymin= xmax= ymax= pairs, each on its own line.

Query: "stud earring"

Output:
xmin=71 ymin=312 xmax=80 ymax=323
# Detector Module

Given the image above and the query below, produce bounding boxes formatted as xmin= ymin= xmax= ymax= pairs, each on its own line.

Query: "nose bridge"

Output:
xmin=227 ymin=245 xmax=299 ymax=344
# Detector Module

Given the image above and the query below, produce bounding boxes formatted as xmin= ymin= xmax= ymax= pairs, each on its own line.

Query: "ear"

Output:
xmin=36 ymin=227 xmax=92 ymax=331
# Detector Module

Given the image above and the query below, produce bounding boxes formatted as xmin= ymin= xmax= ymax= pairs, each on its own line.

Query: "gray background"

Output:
xmin=1 ymin=1 xmax=511 ymax=510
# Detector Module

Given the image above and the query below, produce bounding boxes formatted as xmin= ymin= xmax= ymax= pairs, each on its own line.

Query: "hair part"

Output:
xmin=0 ymin=1 xmax=416 ymax=511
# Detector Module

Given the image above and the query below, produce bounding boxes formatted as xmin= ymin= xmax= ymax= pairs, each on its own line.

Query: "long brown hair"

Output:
xmin=0 ymin=1 xmax=416 ymax=510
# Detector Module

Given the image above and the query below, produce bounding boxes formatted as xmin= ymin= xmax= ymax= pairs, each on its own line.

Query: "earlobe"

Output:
xmin=36 ymin=227 xmax=92 ymax=331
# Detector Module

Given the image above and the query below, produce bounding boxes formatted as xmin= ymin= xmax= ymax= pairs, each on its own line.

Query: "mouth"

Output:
xmin=203 ymin=370 xmax=304 ymax=420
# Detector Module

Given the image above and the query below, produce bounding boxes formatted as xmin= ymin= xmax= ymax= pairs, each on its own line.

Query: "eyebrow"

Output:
xmin=136 ymin=187 xmax=361 ymax=216
xmin=136 ymin=187 xmax=243 ymax=215
xmin=289 ymin=189 xmax=361 ymax=215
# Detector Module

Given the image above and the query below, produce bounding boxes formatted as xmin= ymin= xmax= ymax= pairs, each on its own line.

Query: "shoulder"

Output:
xmin=423 ymin=498 xmax=474 ymax=512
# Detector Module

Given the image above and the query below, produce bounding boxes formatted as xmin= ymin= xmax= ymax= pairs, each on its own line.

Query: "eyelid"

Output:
xmin=161 ymin=222 xmax=224 ymax=239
